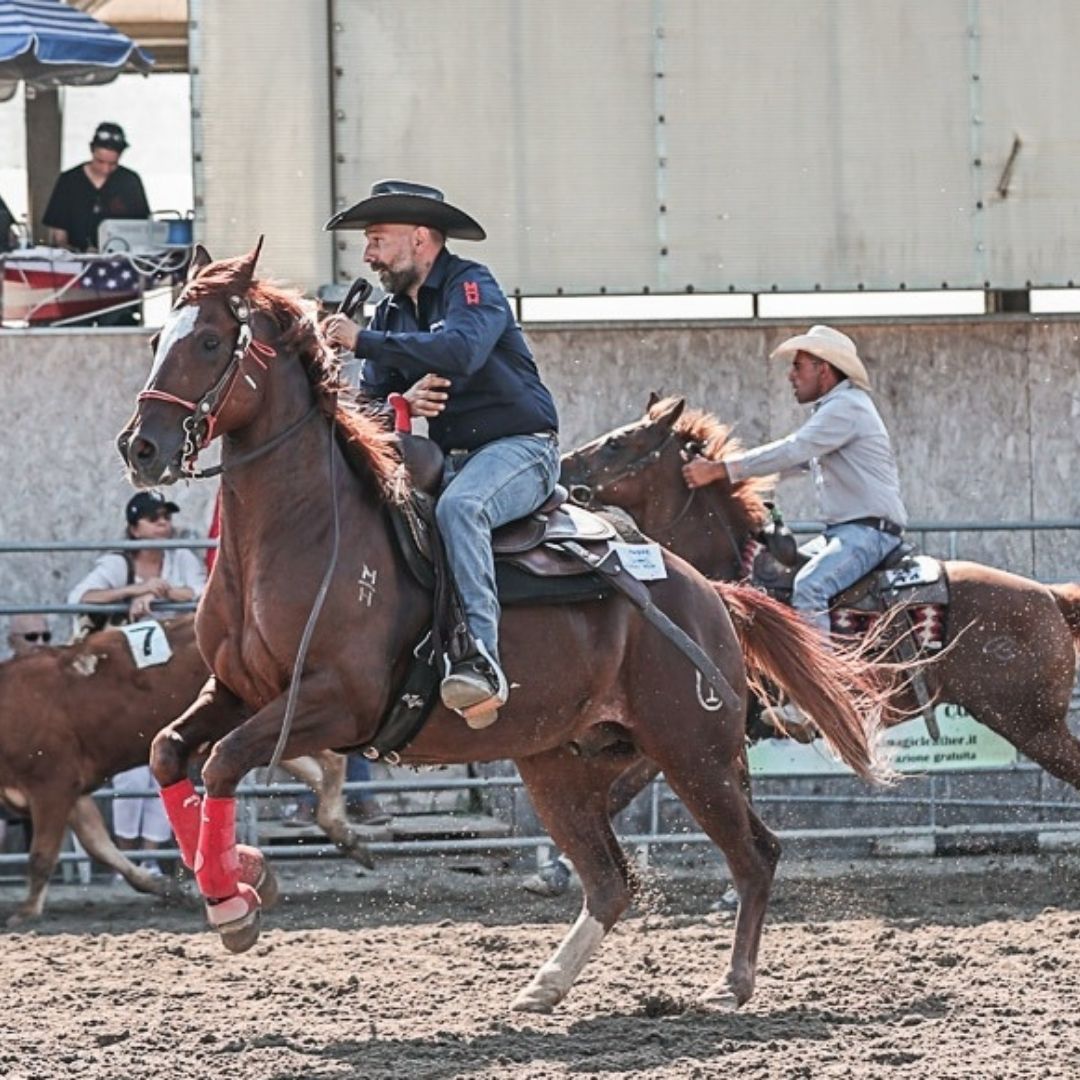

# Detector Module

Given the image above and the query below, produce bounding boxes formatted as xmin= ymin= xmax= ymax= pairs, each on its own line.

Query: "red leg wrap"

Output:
xmin=159 ymin=778 xmax=202 ymax=869
xmin=196 ymin=796 xmax=241 ymax=901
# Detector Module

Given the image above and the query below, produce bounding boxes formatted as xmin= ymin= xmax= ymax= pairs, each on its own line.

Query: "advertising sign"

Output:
xmin=748 ymin=703 xmax=1017 ymax=777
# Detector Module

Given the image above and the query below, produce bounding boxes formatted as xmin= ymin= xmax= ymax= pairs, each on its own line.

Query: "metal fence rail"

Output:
xmin=2 ymin=523 xmax=1080 ymax=882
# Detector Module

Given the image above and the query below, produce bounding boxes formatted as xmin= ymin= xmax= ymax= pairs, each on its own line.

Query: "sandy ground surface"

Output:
xmin=3 ymin=851 xmax=1080 ymax=1079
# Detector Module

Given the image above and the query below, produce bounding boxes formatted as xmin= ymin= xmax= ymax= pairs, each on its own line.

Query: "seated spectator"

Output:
xmin=42 ymin=122 xmax=149 ymax=253
xmin=0 ymin=614 xmax=51 ymax=853
xmin=5 ymin=613 xmax=52 ymax=658
xmin=68 ymin=491 xmax=206 ymax=874
xmin=68 ymin=490 xmax=205 ymax=635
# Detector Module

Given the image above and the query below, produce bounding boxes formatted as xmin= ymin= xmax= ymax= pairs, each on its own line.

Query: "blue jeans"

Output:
xmin=437 ymin=432 xmax=560 ymax=663
xmin=793 ymin=523 xmax=902 ymax=635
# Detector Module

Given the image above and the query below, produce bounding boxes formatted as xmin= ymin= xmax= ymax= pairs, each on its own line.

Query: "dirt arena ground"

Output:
xmin=4 ymin=851 xmax=1080 ymax=1079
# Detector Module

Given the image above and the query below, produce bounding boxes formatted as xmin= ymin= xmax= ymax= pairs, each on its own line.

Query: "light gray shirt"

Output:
xmin=725 ymin=380 xmax=908 ymax=527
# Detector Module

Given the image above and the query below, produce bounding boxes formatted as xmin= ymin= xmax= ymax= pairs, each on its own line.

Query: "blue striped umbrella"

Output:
xmin=0 ymin=0 xmax=153 ymax=100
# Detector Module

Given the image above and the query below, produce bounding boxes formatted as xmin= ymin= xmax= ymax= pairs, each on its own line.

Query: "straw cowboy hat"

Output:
xmin=770 ymin=325 xmax=871 ymax=391
xmin=324 ymin=180 xmax=486 ymax=241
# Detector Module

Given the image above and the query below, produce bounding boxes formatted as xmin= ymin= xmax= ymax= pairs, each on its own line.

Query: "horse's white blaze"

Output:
xmin=511 ymin=910 xmax=606 ymax=1012
xmin=148 ymin=303 xmax=200 ymax=383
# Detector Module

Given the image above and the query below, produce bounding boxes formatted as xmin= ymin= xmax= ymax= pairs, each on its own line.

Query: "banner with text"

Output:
xmin=748 ymin=704 xmax=1017 ymax=778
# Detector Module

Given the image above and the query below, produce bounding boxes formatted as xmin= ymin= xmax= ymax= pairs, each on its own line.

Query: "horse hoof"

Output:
xmin=256 ymin=865 xmax=280 ymax=911
xmin=510 ymin=985 xmax=560 ymax=1014
xmin=235 ymin=844 xmax=279 ymax=910
xmin=342 ymin=837 xmax=376 ymax=870
xmin=700 ymin=983 xmax=742 ymax=1011
xmin=206 ymin=883 xmax=261 ymax=954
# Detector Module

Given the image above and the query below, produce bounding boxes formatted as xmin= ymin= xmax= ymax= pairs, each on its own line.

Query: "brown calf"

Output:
xmin=0 ymin=615 xmax=372 ymax=925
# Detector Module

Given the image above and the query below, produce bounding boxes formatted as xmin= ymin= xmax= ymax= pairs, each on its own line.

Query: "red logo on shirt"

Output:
xmin=463 ymin=281 xmax=480 ymax=305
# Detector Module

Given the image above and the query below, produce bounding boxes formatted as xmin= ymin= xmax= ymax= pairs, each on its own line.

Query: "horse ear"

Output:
xmin=647 ymin=391 xmax=661 ymax=409
xmin=186 ymin=244 xmax=212 ymax=283
xmin=239 ymin=236 xmax=265 ymax=281
xmin=656 ymin=396 xmax=686 ymax=428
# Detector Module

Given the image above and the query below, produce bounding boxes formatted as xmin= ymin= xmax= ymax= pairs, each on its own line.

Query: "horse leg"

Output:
xmin=147 ymin=675 xmax=278 ymax=939
xmin=67 ymin=795 xmax=182 ymax=900
xmin=510 ymin=747 xmax=640 ymax=1013
xmin=639 ymin=731 xmax=779 ymax=1010
xmin=5 ymin=792 xmax=71 ymax=926
xmin=279 ymin=751 xmax=374 ymax=868
xmin=195 ymin=676 xmax=359 ymax=953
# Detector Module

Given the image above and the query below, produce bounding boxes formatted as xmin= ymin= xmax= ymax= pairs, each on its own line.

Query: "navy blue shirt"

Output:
xmin=356 ymin=248 xmax=558 ymax=452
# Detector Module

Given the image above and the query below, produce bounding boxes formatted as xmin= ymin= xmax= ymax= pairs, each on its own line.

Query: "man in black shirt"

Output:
xmin=42 ymin=122 xmax=149 ymax=252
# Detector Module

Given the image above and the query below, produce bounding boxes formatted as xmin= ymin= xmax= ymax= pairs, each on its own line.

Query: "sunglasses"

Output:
xmin=21 ymin=631 xmax=52 ymax=643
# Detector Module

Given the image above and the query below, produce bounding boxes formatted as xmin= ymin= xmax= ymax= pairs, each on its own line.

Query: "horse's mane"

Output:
xmin=648 ymin=397 xmax=770 ymax=529
xmin=182 ymin=258 xmax=405 ymax=503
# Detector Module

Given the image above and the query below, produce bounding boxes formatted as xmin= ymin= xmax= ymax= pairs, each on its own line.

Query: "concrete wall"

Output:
xmin=0 ymin=327 xmax=218 ymax=630
xmin=2 ymin=316 xmax=1079 ymax=627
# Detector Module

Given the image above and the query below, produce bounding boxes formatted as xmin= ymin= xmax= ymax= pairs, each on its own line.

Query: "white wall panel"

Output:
xmin=190 ymin=0 xmax=333 ymax=289
xmin=191 ymin=1 xmax=1079 ymax=295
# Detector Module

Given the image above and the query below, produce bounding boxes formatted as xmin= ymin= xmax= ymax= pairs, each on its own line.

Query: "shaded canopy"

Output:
xmin=0 ymin=0 xmax=153 ymax=101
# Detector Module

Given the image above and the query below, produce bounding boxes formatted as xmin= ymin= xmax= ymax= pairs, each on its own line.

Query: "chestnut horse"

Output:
xmin=117 ymin=244 xmax=900 ymax=1014
xmin=561 ymin=396 xmax=1080 ymax=792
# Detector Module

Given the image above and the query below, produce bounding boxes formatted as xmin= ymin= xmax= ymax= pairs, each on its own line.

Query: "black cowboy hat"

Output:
xmin=324 ymin=180 xmax=486 ymax=241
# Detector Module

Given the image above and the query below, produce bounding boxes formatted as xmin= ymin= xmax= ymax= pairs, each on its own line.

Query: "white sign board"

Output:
xmin=748 ymin=704 xmax=1017 ymax=777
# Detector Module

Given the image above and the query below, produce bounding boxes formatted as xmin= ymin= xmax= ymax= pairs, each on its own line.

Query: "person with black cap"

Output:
xmin=67 ymin=490 xmax=206 ymax=633
xmin=66 ymin=491 xmax=206 ymax=877
xmin=322 ymin=180 xmax=560 ymax=727
xmin=42 ymin=121 xmax=150 ymax=253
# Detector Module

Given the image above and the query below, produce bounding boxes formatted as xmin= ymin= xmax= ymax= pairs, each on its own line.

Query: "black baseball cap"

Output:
xmin=91 ymin=122 xmax=129 ymax=152
xmin=126 ymin=490 xmax=179 ymax=525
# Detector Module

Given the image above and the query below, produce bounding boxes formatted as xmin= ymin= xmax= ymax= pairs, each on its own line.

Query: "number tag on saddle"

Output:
xmin=607 ymin=542 xmax=668 ymax=581
xmin=119 ymin=620 xmax=173 ymax=668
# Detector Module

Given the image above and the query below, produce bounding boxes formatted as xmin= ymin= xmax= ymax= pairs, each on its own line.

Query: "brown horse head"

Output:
xmin=561 ymin=396 xmax=770 ymax=579
xmin=118 ymin=241 xmax=357 ymax=488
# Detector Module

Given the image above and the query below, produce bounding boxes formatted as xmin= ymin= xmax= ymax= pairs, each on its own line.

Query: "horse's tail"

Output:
xmin=716 ymin=582 xmax=898 ymax=785
xmin=1049 ymin=584 xmax=1080 ymax=646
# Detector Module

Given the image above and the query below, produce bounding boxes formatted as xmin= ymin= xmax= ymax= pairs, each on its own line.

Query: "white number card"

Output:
xmin=608 ymin=542 xmax=668 ymax=581
xmin=120 ymin=620 xmax=173 ymax=669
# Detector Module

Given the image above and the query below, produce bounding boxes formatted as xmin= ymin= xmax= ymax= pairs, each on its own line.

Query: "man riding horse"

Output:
xmin=322 ymin=181 xmax=560 ymax=727
xmin=682 ymin=324 xmax=908 ymax=637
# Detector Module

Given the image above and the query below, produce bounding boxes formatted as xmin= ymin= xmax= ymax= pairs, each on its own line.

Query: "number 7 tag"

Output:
xmin=119 ymin=620 xmax=173 ymax=668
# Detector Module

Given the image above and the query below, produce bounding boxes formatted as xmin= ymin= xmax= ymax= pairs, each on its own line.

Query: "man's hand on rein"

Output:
xmin=681 ymin=456 xmax=728 ymax=490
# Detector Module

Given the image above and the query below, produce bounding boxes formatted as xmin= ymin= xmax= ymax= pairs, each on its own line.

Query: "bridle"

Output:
xmin=567 ymin=426 xmax=682 ymax=508
xmin=569 ymin=426 xmax=746 ymax=579
xmin=136 ymin=294 xmax=280 ymax=477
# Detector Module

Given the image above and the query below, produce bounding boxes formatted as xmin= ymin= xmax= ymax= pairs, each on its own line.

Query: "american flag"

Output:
xmin=2 ymin=252 xmax=144 ymax=324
